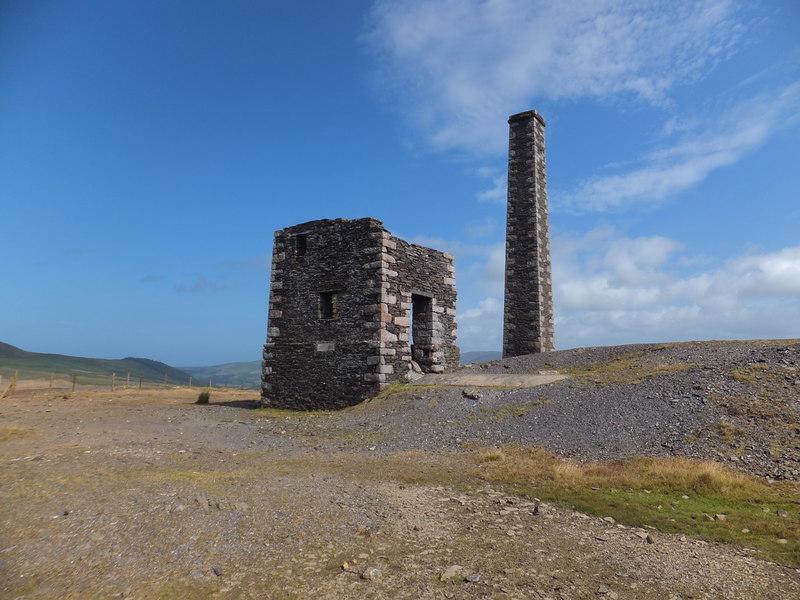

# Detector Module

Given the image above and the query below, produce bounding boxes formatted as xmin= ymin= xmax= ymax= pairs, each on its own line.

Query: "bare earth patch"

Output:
xmin=1 ymin=376 xmax=798 ymax=599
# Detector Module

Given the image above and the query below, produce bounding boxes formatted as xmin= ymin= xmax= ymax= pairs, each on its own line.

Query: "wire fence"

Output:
xmin=0 ymin=370 xmax=225 ymax=398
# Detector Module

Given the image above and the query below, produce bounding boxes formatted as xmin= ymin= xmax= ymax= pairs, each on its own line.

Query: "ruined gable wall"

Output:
xmin=381 ymin=238 xmax=459 ymax=375
xmin=261 ymin=218 xmax=385 ymax=409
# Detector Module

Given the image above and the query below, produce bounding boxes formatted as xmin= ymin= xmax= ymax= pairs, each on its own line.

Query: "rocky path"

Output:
xmin=1 ymin=383 xmax=798 ymax=599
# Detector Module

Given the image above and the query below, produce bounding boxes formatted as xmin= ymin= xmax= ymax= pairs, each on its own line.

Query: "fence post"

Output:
xmin=50 ymin=372 xmax=54 ymax=389
xmin=8 ymin=371 xmax=18 ymax=395
xmin=71 ymin=373 xmax=76 ymax=392
xmin=164 ymin=373 xmax=168 ymax=388
xmin=188 ymin=376 xmax=192 ymax=389
xmin=111 ymin=372 xmax=116 ymax=391
xmin=127 ymin=372 xmax=130 ymax=388
xmin=139 ymin=377 xmax=143 ymax=390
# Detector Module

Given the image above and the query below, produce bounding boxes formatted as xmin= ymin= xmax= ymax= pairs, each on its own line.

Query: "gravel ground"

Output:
xmin=1 ymin=339 xmax=798 ymax=599
xmin=295 ymin=340 xmax=800 ymax=480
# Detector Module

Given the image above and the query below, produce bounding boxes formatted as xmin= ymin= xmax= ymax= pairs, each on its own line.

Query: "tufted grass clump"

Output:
xmin=473 ymin=445 xmax=799 ymax=566
xmin=195 ymin=390 xmax=211 ymax=404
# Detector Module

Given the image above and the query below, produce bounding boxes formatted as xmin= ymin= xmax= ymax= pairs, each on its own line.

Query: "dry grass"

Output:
xmin=470 ymin=446 xmax=799 ymax=565
xmin=728 ymin=364 xmax=768 ymax=385
xmin=473 ymin=447 xmax=765 ymax=495
xmin=0 ymin=425 xmax=32 ymax=442
xmin=564 ymin=351 xmax=695 ymax=385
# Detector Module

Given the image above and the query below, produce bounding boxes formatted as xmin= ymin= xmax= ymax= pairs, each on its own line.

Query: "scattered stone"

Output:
xmin=741 ymin=529 xmax=750 ymax=534
xmin=440 ymin=565 xmax=467 ymax=581
xmin=777 ymin=539 xmax=788 ymax=545
xmin=462 ymin=389 xmax=481 ymax=400
xmin=777 ymin=510 xmax=789 ymax=518
xmin=598 ymin=584 xmax=611 ymax=594
xmin=361 ymin=566 xmax=382 ymax=581
xmin=212 ymin=566 xmax=223 ymax=577
xmin=464 ymin=574 xmax=481 ymax=583
xmin=715 ymin=514 xmax=727 ymax=521
xmin=635 ymin=531 xmax=649 ymax=540
xmin=602 ymin=516 xmax=615 ymax=524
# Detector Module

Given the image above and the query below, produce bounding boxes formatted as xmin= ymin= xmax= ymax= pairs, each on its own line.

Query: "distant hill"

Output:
xmin=183 ymin=352 xmax=504 ymax=389
xmin=0 ymin=340 xmax=501 ymax=389
xmin=0 ymin=342 xmax=192 ymax=386
xmin=180 ymin=361 xmax=262 ymax=390
xmin=460 ymin=350 xmax=502 ymax=364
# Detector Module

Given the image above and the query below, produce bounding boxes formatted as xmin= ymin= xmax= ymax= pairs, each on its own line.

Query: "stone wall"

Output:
xmin=503 ymin=110 xmax=555 ymax=357
xmin=261 ymin=218 xmax=458 ymax=410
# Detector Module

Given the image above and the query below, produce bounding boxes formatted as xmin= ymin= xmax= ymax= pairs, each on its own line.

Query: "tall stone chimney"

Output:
xmin=502 ymin=110 xmax=555 ymax=357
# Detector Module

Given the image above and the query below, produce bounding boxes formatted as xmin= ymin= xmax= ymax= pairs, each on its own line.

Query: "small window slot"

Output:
xmin=295 ymin=234 xmax=308 ymax=257
xmin=319 ymin=291 xmax=337 ymax=320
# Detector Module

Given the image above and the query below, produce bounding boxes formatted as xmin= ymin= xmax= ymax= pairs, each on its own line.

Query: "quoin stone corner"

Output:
xmin=260 ymin=218 xmax=459 ymax=410
xmin=503 ymin=109 xmax=555 ymax=357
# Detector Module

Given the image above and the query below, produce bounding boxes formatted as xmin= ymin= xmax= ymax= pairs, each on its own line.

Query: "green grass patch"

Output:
xmin=472 ymin=446 xmax=799 ymax=566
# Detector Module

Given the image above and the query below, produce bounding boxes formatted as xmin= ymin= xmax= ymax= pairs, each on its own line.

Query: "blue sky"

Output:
xmin=2 ymin=0 xmax=799 ymax=366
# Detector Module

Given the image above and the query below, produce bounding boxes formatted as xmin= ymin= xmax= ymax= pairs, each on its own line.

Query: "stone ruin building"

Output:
xmin=260 ymin=109 xmax=554 ymax=409
xmin=260 ymin=218 xmax=459 ymax=410
xmin=503 ymin=110 xmax=555 ymax=357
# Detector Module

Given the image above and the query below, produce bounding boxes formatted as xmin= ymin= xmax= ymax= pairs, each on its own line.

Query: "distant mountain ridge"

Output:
xmin=0 ymin=342 xmax=503 ymax=390
xmin=0 ymin=342 xmax=192 ymax=385
xmin=180 ymin=361 xmax=262 ymax=390
xmin=460 ymin=350 xmax=502 ymax=364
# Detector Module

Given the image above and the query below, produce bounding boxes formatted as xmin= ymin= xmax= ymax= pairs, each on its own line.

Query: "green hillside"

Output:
xmin=180 ymin=360 xmax=262 ymax=390
xmin=0 ymin=342 xmax=192 ymax=386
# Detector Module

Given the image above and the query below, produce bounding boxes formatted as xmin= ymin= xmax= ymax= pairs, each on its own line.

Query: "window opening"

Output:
xmin=295 ymin=234 xmax=308 ymax=257
xmin=319 ymin=291 xmax=337 ymax=320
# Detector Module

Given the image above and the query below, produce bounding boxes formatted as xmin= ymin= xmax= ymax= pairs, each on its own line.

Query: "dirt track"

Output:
xmin=1 ymin=379 xmax=799 ymax=599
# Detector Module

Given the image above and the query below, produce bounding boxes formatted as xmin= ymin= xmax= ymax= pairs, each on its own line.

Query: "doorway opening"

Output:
xmin=411 ymin=293 xmax=433 ymax=364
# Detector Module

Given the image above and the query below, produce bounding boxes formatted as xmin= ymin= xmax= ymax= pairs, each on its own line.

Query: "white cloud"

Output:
xmin=458 ymin=296 xmax=504 ymax=351
xmin=561 ymin=82 xmax=800 ymax=212
xmin=554 ymin=230 xmax=800 ymax=347
xmin=366 ymin=0 xmax=743 ymax=154
xmin=451 ymin=228 xmax=800 ymax=351
xmin=476 ymin=173 xmax=507 ymax=204
xmin=466 ymin=216 xmax=499 ymax=238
